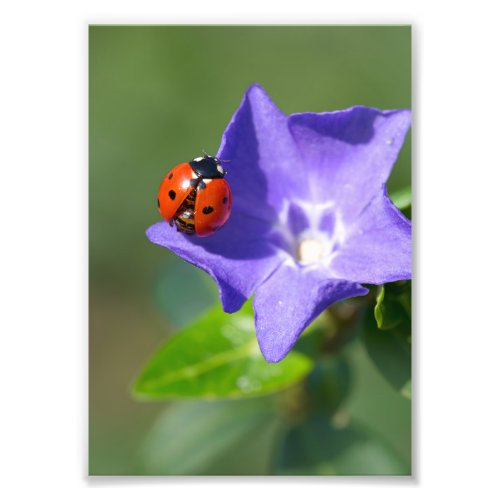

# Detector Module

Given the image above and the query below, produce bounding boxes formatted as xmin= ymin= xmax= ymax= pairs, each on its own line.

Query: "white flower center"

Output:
xmin=270 ymin=200 xmax=346 ymax=268
xmin=297 ymin=237 xmax=327 ymax=264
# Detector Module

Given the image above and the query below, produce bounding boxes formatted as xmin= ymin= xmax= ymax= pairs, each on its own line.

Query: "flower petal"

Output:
xmin=253 ymin=264 xmax=368 ymax=362
xmin=288 ymin=107 xmax=411 ymax=222
xmin=147 ymin=215 xmax=282 ymax=313
xmin=148 ymin=84 xmax=305 ymax=314
xmin=330 ymin=189 xmax=412 ymax=284
xmin=218 ymin=83 xmax=308 ymax=222
xmin=147 ymin=85 xmax=308 ymax=315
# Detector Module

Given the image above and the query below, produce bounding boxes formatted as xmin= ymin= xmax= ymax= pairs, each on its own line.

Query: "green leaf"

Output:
xmin=374 ymin=285 xmax=405 ymax=330
xmin=307 ymin=355 xmax=351 ymax=416
xmin=274 ymin=416 xmax=410 ymax=475
xmin=374 ymin=281 xmax=412 ymax=330
xmin=344 ymin=340 xmax=412 ymax=460
xmin=133 ymin=301 xmax=314 ymax=399
xmin=401 ymin=379 xmax=412 ymax=399
xmin=141 ymin=398 xmax=286 ymax=475
xmin=390 ymin=186 xmax=411 ymax=211
xmin=363 ymin=312 xmax=411 ymax=398
xmin=390 ymin=186 xmax=411 ymax=220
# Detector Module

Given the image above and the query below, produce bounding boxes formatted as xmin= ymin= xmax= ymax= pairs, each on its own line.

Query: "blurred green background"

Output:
xmin=89 ymin=25 xmax=411 ymax=475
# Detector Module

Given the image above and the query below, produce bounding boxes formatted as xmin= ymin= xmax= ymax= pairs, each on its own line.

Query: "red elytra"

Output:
xmin=157 ymin=162 xmax=194 ymax=221
xmin=157 ymin=156 xmax=232 ymax=237
xmin=194 ymin=179 xmax=232 ymax=236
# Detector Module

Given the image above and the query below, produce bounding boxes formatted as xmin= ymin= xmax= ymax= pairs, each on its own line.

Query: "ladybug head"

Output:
xmin=190 ymin=154 xmax=227 ymax=179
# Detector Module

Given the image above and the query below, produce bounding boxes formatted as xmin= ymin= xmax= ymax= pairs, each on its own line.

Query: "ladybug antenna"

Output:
xmin=202 ymin=148 xmax=209 ymax=157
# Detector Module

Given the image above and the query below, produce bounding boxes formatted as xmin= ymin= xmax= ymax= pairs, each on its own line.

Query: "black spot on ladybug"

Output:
xmin=223 ymin=197 xmax=228 ymax=204
xmin=190 ymin=178 xmax=198 ymax=188
xmin=198 ymin=180 xmax=206 ymax=190
xmin=202 ymin=206 xmax=214 ymax=215
xmin=168 ymin=190 xmax=176 ymax=200
xmin=168 ymin=173 xmax=173 ymax=180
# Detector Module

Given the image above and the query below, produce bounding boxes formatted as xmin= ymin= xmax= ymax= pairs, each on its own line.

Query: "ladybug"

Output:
xmin=157 ymin=154 xmax=232 ymax=237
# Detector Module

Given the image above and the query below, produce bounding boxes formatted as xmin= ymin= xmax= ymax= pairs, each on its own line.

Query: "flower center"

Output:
xmin=270 ymin=200 xmax=344 ymax=268
xmin=297 ymin=237 xmax=327 ymax=264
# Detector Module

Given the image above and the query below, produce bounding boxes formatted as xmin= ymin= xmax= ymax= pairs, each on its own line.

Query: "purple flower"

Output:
xmin=147 ymin=84 xmax=412 ymax=362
